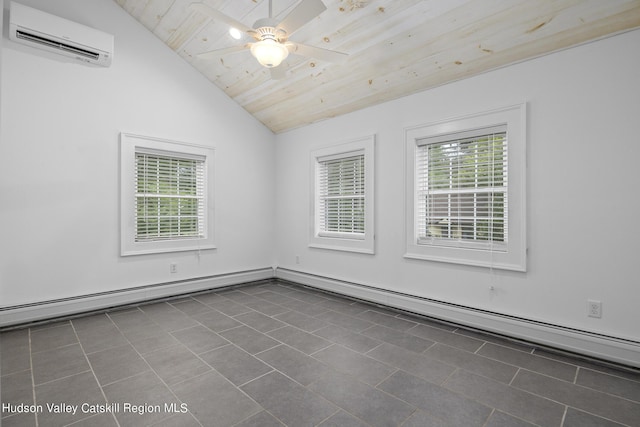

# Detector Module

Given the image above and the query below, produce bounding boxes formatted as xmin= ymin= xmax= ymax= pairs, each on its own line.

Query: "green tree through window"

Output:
xmin=135 ymin=153 xmax=204 ymax=241
xmin=418 ymin=131 xmax=507 ymax=244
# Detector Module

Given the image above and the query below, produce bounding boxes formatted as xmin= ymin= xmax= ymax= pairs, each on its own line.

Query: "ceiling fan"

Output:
xmin=189 ymin=0 xmax=348 ymax=78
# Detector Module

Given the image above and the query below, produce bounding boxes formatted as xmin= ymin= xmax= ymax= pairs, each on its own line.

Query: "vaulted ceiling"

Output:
xmin=115 ymin=0 xmax=640 ymax=133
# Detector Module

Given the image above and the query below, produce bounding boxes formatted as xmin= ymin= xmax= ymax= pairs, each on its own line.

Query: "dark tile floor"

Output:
xmin=1 ymin=280 xmax=639 ymax=427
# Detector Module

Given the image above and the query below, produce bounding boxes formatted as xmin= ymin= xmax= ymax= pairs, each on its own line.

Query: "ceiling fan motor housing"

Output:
xmin=252 ymin=18 xmax=287 ymax=41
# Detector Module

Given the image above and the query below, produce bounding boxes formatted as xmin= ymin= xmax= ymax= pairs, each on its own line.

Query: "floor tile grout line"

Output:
xmin=349 ymin=372 xmax=430 ymax=425
xmin=439 ymin=367 xmax=562 ymax=427
xmin=235 ymin=368 xmax=277 ymax=389
xmin=307 ymin=342 xmax=336 ymax=357
xmin=96 ymin=369 xmax=155 ymax=389
xmin=30 ymin=341 xmax=82 ymax=356
xmin=530 ymin=347 xmax=637 ymax=376
xmin=508 ymin=367 xmax=521 ymax=387
xmin=441 ymin=366 xmax=461 ymax=388
xmin=564 ymin=407 xmax=634 ymax=427
xmin=420 ymin=340 xmax=437 ymax=355
xmin=252 ymin=342 xmax=286 ymax=358
xmin=475 ymin=340 xmax=488 ymax=355
xmin=245 ymin=342 xmax=352 ymax=393
xmin=373 ymin=367 xmax=400 ymax=389
xmin=507 ymin=369 xmax=638 ymax=426
xmin=513 ymin=366 xmax=640 ymax=405
xmin=102 ymin=313 xmax=205 ymax=427
xmin=165 ymin=330 xmax=270 ymax=420
xmin=403 ymin=323 xmax=419 ymax=335
xmin=363 ymin=342 xmax=386 ymax=357
xmin=31 ymin=369 xmax=94 ymax=388
xmin=69 ymin=321 xmax=121 ymax=427
xmin=312 ymin=408 xmax=342 ymax=427
xmin=309 ymin=341 xmax=334 ymax=356
xmin=239 ymin=361 xmax=356 ymax=425
xmin=406 ymin=324 xmax=486 ymax=349
xmin=479 ymin=408 xmax=496 ymax=427
xmin=229 ymin=408 xmax=282 ymax=427
xmin=303 ymin=373 xmax=397 ymax=427
xmin=576 ymin=364 xmax=640 ymax=385
xmin=28 ymin=328 xmax=39 ymax=427
xmin=474 ymin=341 xmax=592 ymax=384
xmin=528 ymin=349 xmax=594 ymax=372
xmin=28 ymin=321 xmax=72 ymax=332
xmin=559 ymin=405 xmax=568 ymax=427
xmin=264 ymin=318 xmax=334 ymax=342
xmin=424 ymin=340 xmax=584 ymax=387
xmin=0 ymin=366 xmax=32 ymax=378
xmin=234 ymin=368 xmax=276 ymax=390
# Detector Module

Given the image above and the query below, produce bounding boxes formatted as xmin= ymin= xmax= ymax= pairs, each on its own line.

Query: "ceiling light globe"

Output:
xmin=250 ymin=39 xmax=289 ymax=68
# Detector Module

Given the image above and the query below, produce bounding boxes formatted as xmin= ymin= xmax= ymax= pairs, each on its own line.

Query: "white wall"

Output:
xmin=275 ymin=29 xmax=640 ymax=347
xmin=0 ymin=0 xmax=276 ymax=307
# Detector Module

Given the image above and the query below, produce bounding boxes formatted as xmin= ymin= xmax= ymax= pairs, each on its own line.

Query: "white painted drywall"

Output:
xmin=0 ymin=0 xmax=276 ymax=306
xmin=275 ymin=28 xmax=640 ymax=343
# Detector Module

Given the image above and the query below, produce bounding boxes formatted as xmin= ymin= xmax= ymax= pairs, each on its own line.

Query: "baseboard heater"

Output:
xmin=275 ymin=268 xmax=640 ymax=368
xmin=0 ymin=267 xmax=274 ymax=328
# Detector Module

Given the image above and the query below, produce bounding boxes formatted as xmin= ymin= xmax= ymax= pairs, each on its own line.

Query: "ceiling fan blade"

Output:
xmin=277 ymin=0 xmax=327 ymax=36
xmin=291 ymin=43 xmax=348 ymax=63
xmin=270 ymin=64 xmax=287 ymax=80
xmin=189 ymin=2 xmax=253 ymax=34
xmin=197 ymin=44 xmax=249 ymax=60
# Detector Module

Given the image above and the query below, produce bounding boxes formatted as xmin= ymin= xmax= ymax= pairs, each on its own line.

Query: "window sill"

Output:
xmin=404 ymin=244 xmax=525 ymax=272
xmin=121 ymin=241 xmax=217 ymax=257
xmin=309 ymin=237 xmax=374 ymax=254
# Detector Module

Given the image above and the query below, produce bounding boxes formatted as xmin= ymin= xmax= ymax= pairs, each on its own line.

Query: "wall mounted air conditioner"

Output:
xmin=9 ymin=2 xmax=114 ymax=67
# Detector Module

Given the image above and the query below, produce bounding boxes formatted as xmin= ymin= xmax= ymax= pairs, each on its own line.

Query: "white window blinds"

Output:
xmin=318 ymin=153 xmax=365 ymax=237
xmin=135 ymin=151 xmax=205 ymax=241
xmin=417 ymin=126 xmax=507 ymax=248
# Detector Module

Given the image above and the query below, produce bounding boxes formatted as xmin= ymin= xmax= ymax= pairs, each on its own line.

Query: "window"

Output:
xmin=135 ymin=151 xmax=204 ymax=241
xmin=405 ymin=104 xmax=526 ymax=271
xmin=310 ymin=135 xmax=375 ymax=253
xmin=121 ymin=133 xmax=215 ymax=256
xmin=417 ymin=126 xmax=507 ymax=249
xmin=318 ymin=153 xmax=365 ymax=237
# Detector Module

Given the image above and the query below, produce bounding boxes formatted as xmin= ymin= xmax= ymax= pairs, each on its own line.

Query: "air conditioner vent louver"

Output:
xmin=16 ymin=30 xmax=100 ymax=61
xmin=9 ymin=2 xmax=113 ymax=67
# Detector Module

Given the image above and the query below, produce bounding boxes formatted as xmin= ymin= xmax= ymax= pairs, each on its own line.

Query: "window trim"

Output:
xmin=309 ymin=135 xmax=375 ymax=254
xmin=405 ymin=104 xmax=527 ymax=271
xmin=120 ymin=133 xmax=216 ymax=256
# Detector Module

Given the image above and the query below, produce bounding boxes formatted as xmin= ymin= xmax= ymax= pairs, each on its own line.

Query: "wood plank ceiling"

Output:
xmin=115 ymin=0 xmax=640 ymax=133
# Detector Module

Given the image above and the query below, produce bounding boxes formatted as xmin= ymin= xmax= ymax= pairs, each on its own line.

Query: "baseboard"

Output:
xmin=0 ymin=267 xmax=274 ymax=328
xmin=276 ymin=268 xmax=640 ymax=368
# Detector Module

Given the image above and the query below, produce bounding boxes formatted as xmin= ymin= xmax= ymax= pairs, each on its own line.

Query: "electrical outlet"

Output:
xmin=295 ymin=255 xmax=300 ymax=264
xmin=170 ymin=263 xmax=178 ymax=274
xmin=587 ymin=300 xmax=602 ymax=318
